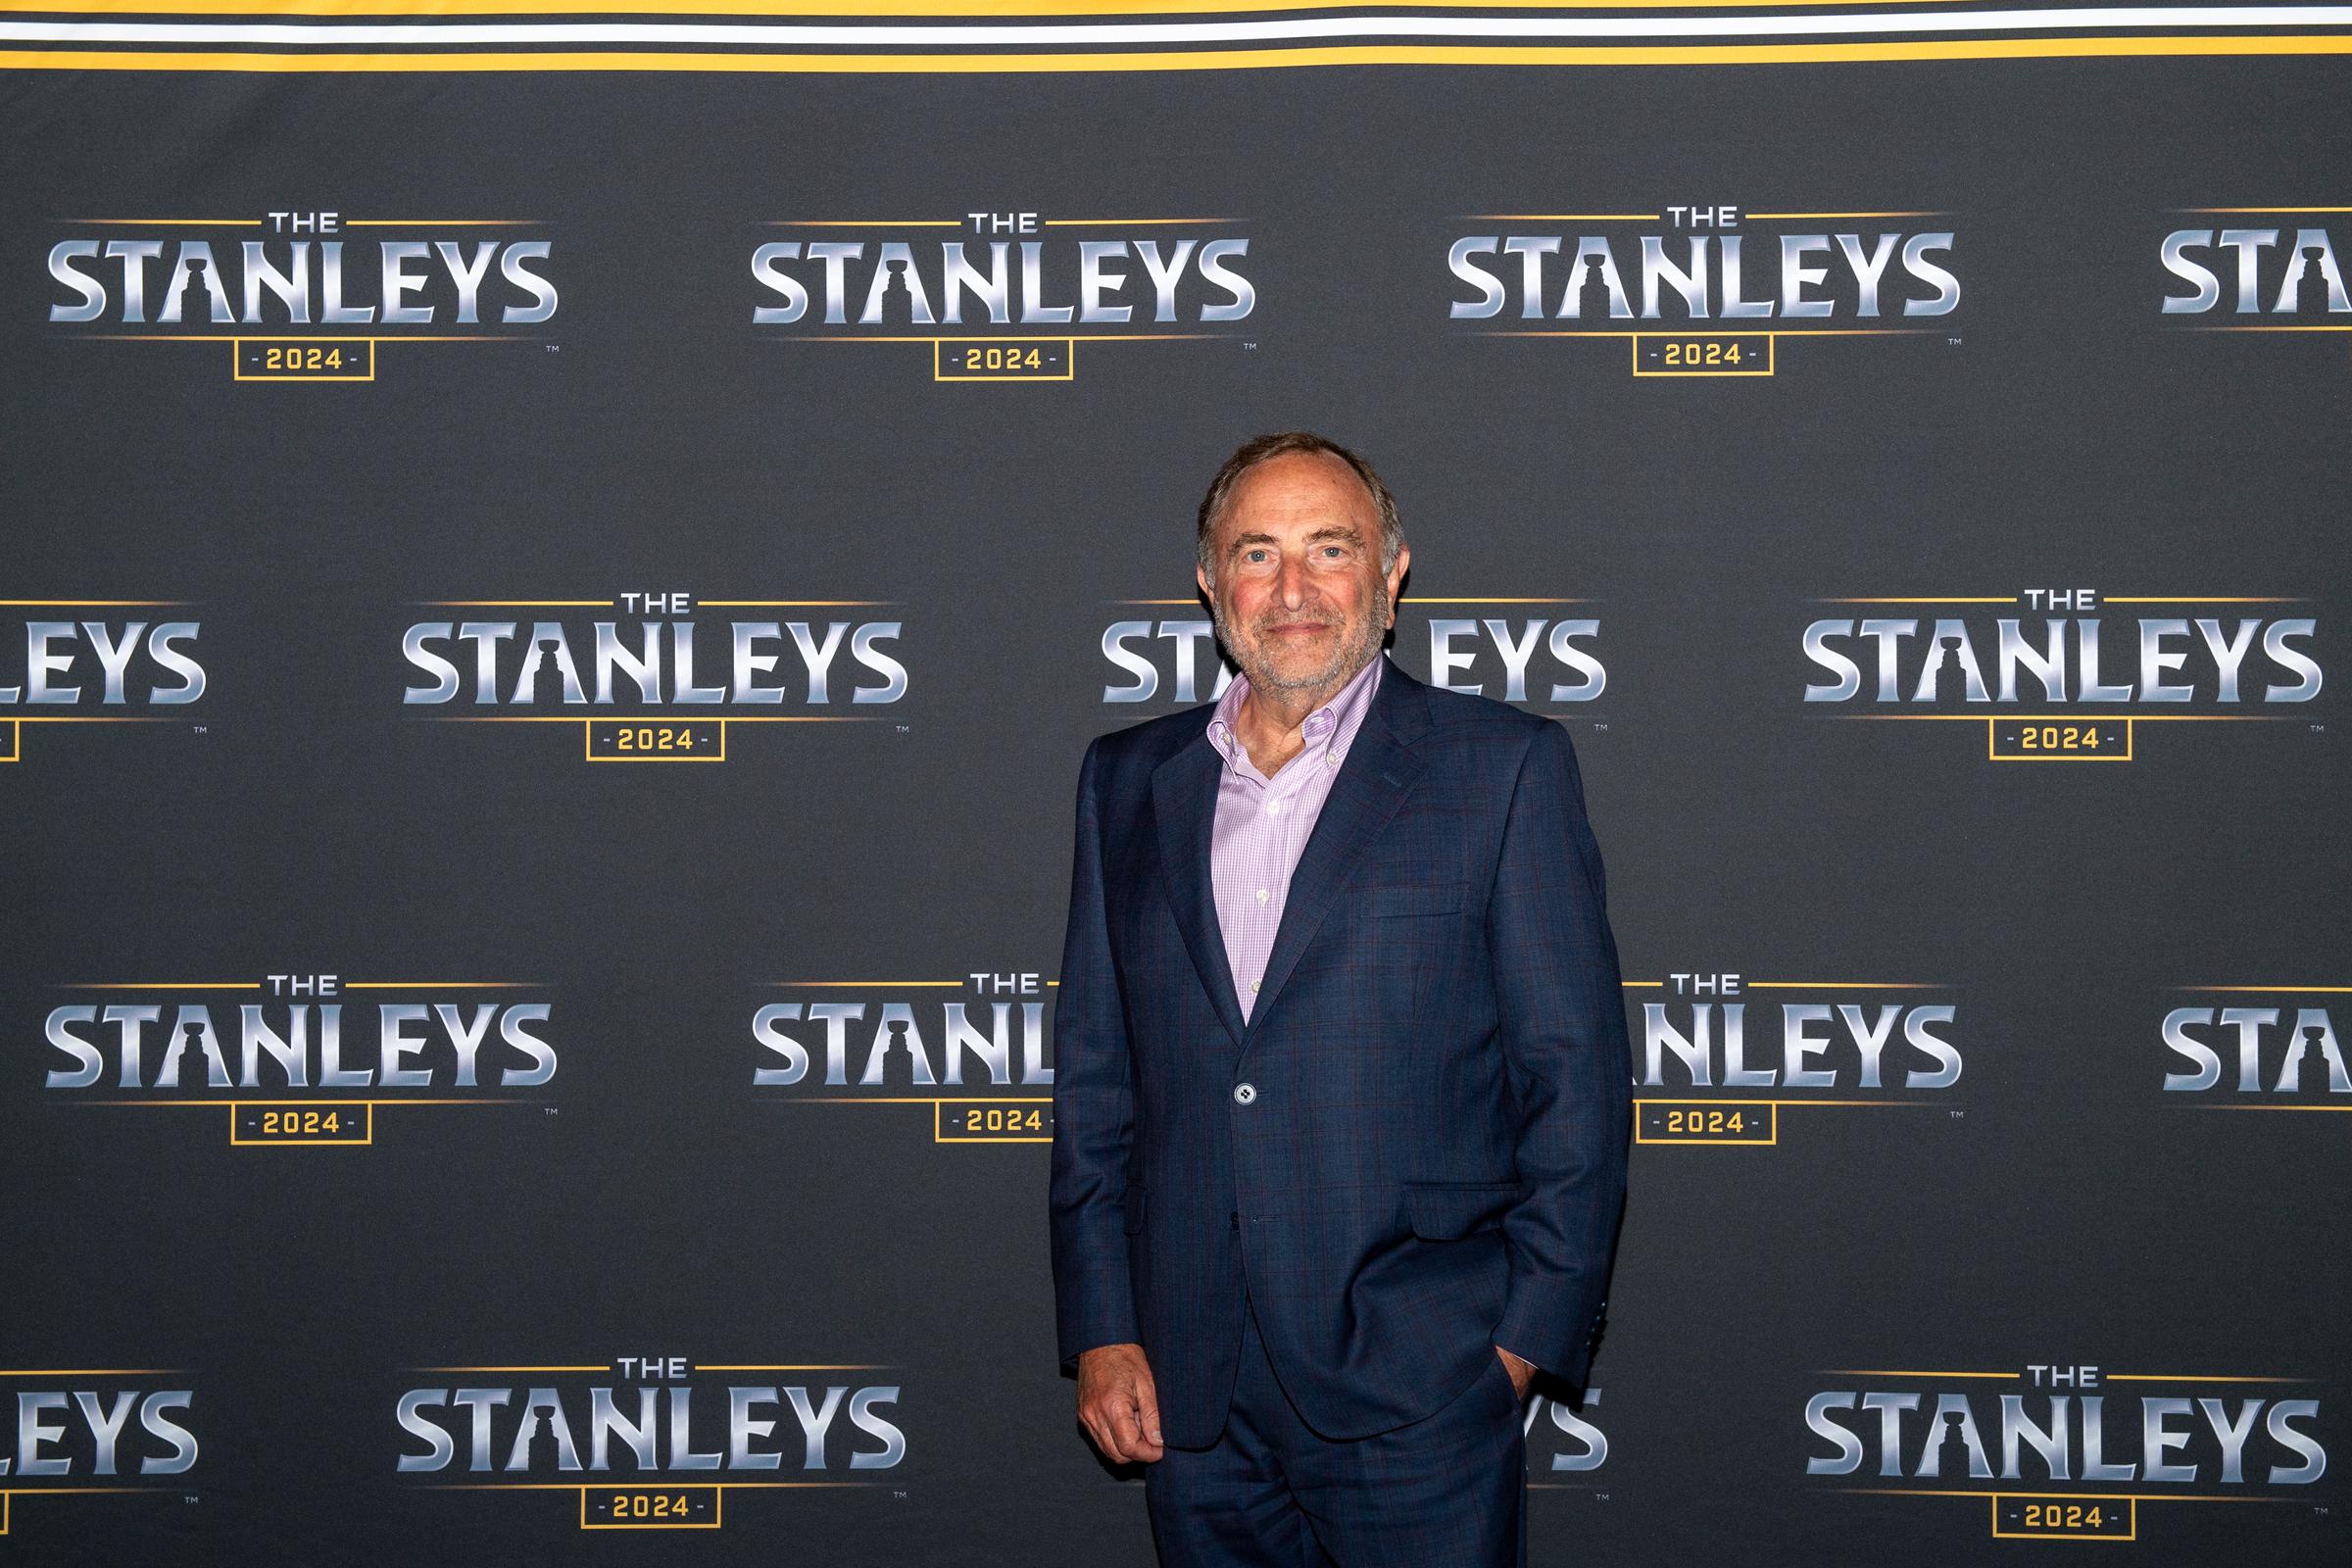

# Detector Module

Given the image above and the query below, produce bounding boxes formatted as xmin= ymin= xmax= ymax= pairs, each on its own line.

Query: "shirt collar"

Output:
xmin=1205 ymin=652 xmax=1386 ymax=777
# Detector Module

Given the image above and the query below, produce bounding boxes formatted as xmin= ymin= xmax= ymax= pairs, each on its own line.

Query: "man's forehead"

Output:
xmin=1221 ymin=452 xmax=1378 ymax=535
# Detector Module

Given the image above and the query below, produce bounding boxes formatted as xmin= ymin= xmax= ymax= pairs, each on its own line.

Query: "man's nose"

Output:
xmin=1277 ymin=554 xmax=1309 ymax=607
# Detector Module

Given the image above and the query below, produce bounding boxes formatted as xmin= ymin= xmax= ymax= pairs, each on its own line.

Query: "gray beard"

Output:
xmin=1213 ymin=579 xmax=1390 ymax=699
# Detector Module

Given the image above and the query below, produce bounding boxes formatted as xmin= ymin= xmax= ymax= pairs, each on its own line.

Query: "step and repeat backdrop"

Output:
xmin=1 ymin=6 xmax=2347 ymax=1565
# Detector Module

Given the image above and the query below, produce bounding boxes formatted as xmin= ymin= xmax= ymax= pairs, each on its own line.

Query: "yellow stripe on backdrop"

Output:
xmin=6 ymin=36 xmax=2352 ymax=71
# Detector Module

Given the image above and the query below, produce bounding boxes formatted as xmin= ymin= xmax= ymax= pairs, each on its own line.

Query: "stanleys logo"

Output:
xmin=1801 ymin=587 xmax=2323 ymax=760
xmin=753 ymin=210 xmax=1252 ymax=382
xmin=1525 ymin=1389 xmax=1610 ymax=1490
xmin=396 ymin=1353 xmax=903 ymax=1533
xmin=1448 ymin=202 xmax=1958 ymax=377
xmin=0 ymin=600 xmax=203 ymax=762
xmin=45 ymin=210 xmax=557 ymax=381
xmin=1102 ymin=596 xmax=1603 ymax=711
xmin=2163 ymin=983 xmax=2350 ymax=1109
xmin=754 ymin=971 xmax=1054 ymax=1147
xmin=1806 ymin=1361 xmax=2327 ymax=1542
xmin=401 ymin=590 xmax=907 ymax=763
xmin=2162 ymin=206 xmax=2352 ymax=354
xmin=1630 ymin=970 xmax=1960 ymax=1149
xmin=41 ymin=972 xmax=556 ymax=1148
xmin=0 ymin=1368 xmax=198 ymax=1540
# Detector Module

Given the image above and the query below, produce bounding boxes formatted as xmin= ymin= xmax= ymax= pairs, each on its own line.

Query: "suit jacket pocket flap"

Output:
xmin=1405 ymin=1181 xmax=1518 ymax=1241
xmin=1365 ymin=883 xmax=1463 ymax=918
xmin=1122 ymin=1187 xmax=1148 ymax=1234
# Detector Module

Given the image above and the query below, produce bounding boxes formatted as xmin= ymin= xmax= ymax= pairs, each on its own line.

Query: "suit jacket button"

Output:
xmin=1233 ymin=1083 xmax=1257 ymax=1105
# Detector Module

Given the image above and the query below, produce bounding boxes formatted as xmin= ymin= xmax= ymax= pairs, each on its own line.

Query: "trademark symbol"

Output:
xmin=1946 ymin=336 xmax=1962 ymax=345
xmin=1244 ymin=342 xmax=1257 ymax=350
xmin=544 ymin=1106 xmax=559 ymax=1116
xmin=545 ymin=343 xmax=561 ymax=352
xmin=183 ymin=1494 xmax=199 ymax=1504
xmin=1591 ymin=722 xmax=1608 ymax=732
xmin=192 ymin=724 xmax=208 ymax=734
xmin=1949 ymin=1109 xmax=1966 ymax=1119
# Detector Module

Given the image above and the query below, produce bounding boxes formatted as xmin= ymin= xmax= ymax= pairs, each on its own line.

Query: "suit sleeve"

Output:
xmin=1048 ymin=736 xmax=1141 ymax=1370
xmin=1486 ymin=718 xmax=1632 ymax=1384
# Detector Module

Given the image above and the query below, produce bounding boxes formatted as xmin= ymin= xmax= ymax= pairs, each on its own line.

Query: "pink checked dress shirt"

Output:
xmin=1202 ymin=652 xmax=1387 ymax=1022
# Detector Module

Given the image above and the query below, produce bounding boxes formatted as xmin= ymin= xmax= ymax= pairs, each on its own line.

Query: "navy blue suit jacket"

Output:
xmin=1050 ymin=656 xmax=1631 ymax=1446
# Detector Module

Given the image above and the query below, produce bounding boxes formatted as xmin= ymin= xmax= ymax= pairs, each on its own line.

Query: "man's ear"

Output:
xmin=1196 ymin=564 xmax=1214 ymax=603
xmin=1385 ymin=544 xmax=1410 ymax=627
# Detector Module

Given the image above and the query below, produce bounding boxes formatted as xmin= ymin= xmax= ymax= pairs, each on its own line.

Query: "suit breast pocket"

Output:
xmin=1353 ymin=879 xmax=1464 ymax=1016
xmin=1363 ymin=883 xmax=1463 ymax=919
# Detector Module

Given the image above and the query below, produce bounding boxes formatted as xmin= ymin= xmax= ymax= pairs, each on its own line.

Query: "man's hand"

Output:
xmin=1495 ymin=1346 xmax=1536 ymax=1400
xmin=1076 ymin=1343 xmax=1164 ymax=1463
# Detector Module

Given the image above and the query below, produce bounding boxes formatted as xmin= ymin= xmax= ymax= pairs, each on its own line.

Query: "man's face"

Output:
xmin=1198 ymin=451 xmax=1409 ymax=700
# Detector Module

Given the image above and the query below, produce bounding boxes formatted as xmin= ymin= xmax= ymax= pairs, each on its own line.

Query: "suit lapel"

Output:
xmin=1151 ymin=729 xmax=1249 ymax=1049
xmin=1244 ymin=661 xmax=1431 ymax=1046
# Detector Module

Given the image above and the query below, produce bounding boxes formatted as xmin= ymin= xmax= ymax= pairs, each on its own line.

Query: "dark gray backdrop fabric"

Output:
xmin=2 ymin=53 xmax=2346 ymax=1568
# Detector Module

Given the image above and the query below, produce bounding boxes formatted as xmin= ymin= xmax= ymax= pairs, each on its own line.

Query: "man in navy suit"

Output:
xmin=1050 ymin=431 xmax=1631 ymax=1565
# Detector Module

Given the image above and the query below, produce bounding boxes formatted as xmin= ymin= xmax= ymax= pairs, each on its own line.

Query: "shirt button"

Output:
xmin=1233 ymin=1083 xmax=1257 ymax=1105
xmin=1255 ymin=888 xmax=1268 ymax=904
xmin=1250 ymin=979 xmax=1260 ymax=992
xmin=1326 ymin=752 xmax=1342 ymax=767
xmin=1266 ymin=802 xmax=1282 ymax=815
